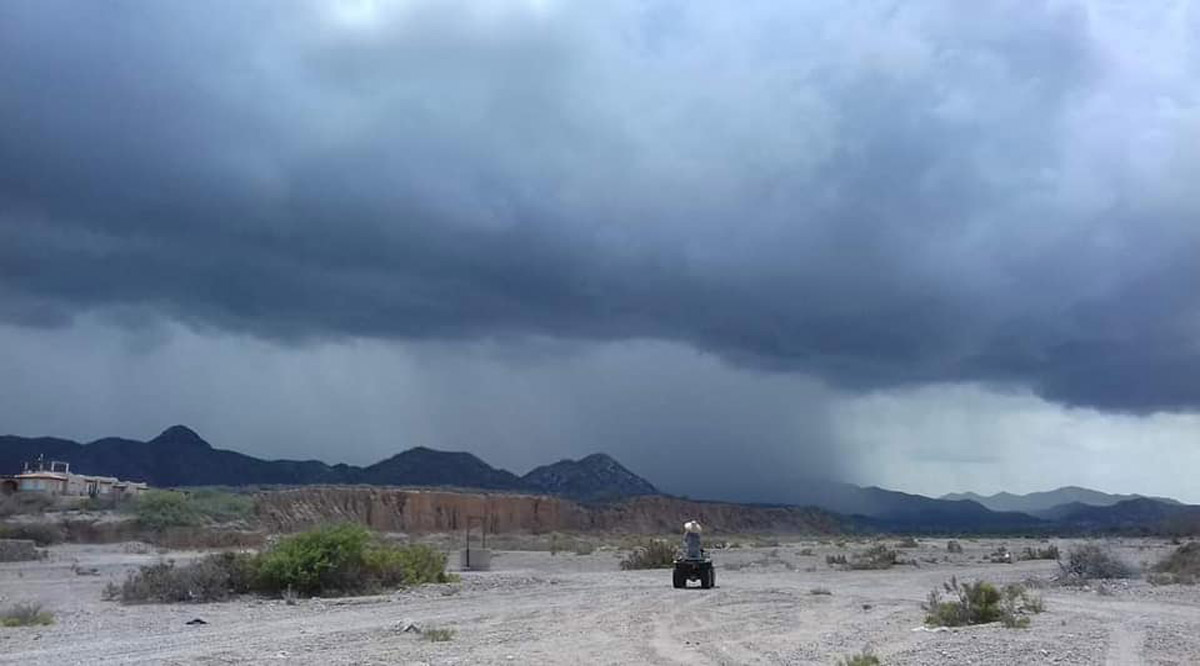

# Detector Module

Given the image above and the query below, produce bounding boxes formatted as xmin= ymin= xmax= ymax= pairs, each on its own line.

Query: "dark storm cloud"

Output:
xmin=2 ymin=1 xmax=1198 ymax=412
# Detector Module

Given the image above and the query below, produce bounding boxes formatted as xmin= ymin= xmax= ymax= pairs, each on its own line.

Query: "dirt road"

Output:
xmin=1 ymin=539 xmax=1197 ymax=664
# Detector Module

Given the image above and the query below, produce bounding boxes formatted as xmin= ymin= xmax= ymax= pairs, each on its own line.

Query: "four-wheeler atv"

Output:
xmin=673 ymin=554 xmax=715 ymax=589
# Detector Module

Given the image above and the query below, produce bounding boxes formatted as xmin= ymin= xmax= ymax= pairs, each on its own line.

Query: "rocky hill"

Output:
xmin=521 ymin=453 xmax=658 ymax=502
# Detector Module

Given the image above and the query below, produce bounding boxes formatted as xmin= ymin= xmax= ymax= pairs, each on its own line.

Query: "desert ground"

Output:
xmin=1 ymin=537 xmax=1198 ymax=665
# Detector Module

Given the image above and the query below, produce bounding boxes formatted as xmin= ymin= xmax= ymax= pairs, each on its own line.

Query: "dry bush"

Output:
xmin=1150 ymin=542 xmax=1200 ymax=585
xmin=0 ymin=522 xmax=64 ymax=546
xmin=946 ymin=540 xmax=963 ymax=553
xmin=619 ymin=540 xmax=677 ymax=570
xmin=826 ymin=553 xmax=848 ymax=566
xmin=423 ymin=627 xmax=455 ymax=642
xmin=154 ymin=527 xmax=266 ymax=550
xmin=848 ymin=544 xmax=898 ymax=570
xmin=1059 ymin=544 xmax=1135 ymax=582
xmin=60 ymin=519 xmax=140 ymax=543
xmin=1020 ymin=545 xmax=1060 ymax=561
xmin=0 ymin=602 xmax=55 ymax=627
xmin=0 ymin=493 xmax=57 ymax=518
xmin=837 ymin=650 xmax=881 ymax=666
xmin=924 ymin=577 xmax=1043 ymax=629
xmin=113 ymin=552 xmax=258 ymax=603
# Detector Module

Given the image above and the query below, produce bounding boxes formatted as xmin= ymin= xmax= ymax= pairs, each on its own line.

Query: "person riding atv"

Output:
xmin=673 ymin=520 xmax=715 ymax=589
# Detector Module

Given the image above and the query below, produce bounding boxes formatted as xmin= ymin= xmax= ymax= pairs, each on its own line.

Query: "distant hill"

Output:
xmin=359 ymin=446 xmax=524 ymax=490
xmin=759 ymin=481 xmax=1044 ymax=531
xmin=521 ymin=453 xmax=659 ymax=502
xmin=1049 ymin=498 xmax=1200 ymax=534
xmin=941 ymin=486 xmax=1181 ymax=514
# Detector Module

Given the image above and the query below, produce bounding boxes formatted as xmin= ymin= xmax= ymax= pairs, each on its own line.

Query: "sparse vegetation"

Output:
xmin=946 ymin=540 xmax=963 ymax=553
xmin=111 ymin=552 xmax=258 ymax=603
xmin=826 ymin=553 xmax=847 ymax=566
xmin=619 ymin=539 xmax=676 ymax=570
xmin=988 ymin=546 xmax=1012 ymax=564
xmin=0 ymin=492 xmax=57 ymax=517
xmin=1020 ymin=545 xmax=1060 ymax=561
xmin=837 ymin=649 xmax=881 ymax=666
xmin=0 ymin=602 xmax=54 ymax=627
xmin=923 ymin=577 xmax=1043 ymax=629
xmin=895 ymin=536 xmax=919 ymax=549
xmin=423 ymin=627 xmax=456 ymax=642
xmin=127 ymin=489 xmax=254 ymax=531
xmin=0 ymin=522 xmax=64 ymax=546
xmin=848 ymin=544 xmax=898 ymax=570
xmin=1149 ymin=542 xmax=1200 ymax=585
xmin=111 ymin=524 xmax=452 ymax=603
xmin=1059 ymin=544 xmax=1135 ymax=582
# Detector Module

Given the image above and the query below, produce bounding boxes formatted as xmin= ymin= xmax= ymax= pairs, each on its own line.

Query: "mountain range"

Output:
xmin=3 ymin=426 xmax=1195 ymax=533
xmin=0 ymin=425 xmax=654 ymax=502
xmin=941 ymin=487 xmax=1181 ymax=516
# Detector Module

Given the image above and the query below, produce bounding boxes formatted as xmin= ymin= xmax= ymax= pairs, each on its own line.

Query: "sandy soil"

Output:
xmin=1 ymin=537 xmax=1198 ymax=665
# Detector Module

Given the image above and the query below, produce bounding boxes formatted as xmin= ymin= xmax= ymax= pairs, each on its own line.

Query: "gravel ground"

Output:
xmin=1 ymin=537 xmax=1198 ymax=665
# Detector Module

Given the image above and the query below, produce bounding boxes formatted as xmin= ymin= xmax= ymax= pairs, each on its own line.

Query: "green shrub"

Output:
xmin=257 ymin=524 xmax=372 ymax=594
xmin=130 ymin=491 xmax=202 ymax=530
xmin=185 ymin=490 xmax=254 ymax=523
xmin=0 ymin=522 xmax=64 ymax=546
xmin=127 ymin=489 xmax=254 ymax=531
xmin=110 ymin=524 xmax=451 ymax=603
xmin=1150 ymin=542 xmax=1200 ymax=585
xmin=619 ymin=540 xmax=676 ymax=570
xmin=837 ymin=651 xmax=881 ymax=666
xmin=1059 ymin=544 xmax=1134 ymax=581
xmin=0 ymin=602 xmax=54 ymax=627
xmin=257 ymin=524 xmax=449 ymax=596
xmin=924 ymin=577 xmax=1043 ymax=628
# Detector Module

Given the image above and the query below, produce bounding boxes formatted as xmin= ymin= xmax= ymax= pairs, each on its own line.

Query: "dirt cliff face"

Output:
xmin=254 ymin=487 xmax=845 ymax=535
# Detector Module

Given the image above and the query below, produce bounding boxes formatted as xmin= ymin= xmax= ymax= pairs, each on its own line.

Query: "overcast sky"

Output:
xmin=2 ymin=1 xmax=1198 ymax=503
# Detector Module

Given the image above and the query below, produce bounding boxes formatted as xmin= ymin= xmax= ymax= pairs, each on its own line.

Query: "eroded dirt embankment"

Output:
xmin=254 ymin=487 xmax=845 ymax=535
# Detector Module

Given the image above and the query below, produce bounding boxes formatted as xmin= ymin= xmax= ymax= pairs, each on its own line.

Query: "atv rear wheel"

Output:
xmin=673 ymin=568 xmax=686 ymax=589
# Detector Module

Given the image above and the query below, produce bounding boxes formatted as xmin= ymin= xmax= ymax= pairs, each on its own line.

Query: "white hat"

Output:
xmin=683 ymin=520 xmax=702 ymax=534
